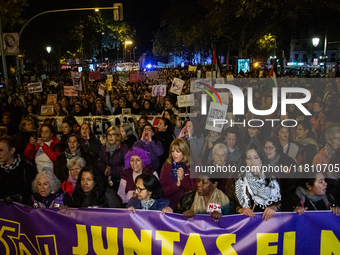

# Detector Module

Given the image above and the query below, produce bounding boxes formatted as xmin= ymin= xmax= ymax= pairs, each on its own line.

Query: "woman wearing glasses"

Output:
xmin=127 ymin=173 xmax=172 ymax=214
xmin=98 ymin=126 xmax=129 ymax=191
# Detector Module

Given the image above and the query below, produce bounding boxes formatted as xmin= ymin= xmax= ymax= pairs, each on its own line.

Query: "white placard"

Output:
xmin=152 ymin=85 xmax=167 ymax=97
xmin=170 ymin=78 xmax=184 ymax=95
xmin=28 ymin=82 xmax=42 ymax=93
xmin=50 ymin=81 xmax=58 ymax=87
xmin=71 ymin=71 xmax=82 ymax=91
xmin=206 ymin=71 xmax=212 ymax=78
xmin=107 ymin=74 xmax=113 ymax=82
xmin=177 ymin=94 xmax=195 ymax=108
xmin=64 ymin=86 xmax=78 ymax=97
xmin=205 ymin=102 xmax=228 ymax=132
xmin=98 ymin=84 xmax=105 ymax=96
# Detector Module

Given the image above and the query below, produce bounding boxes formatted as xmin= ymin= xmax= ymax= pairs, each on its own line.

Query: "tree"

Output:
xmin=0 ymin=0 xmax=27 ymax=30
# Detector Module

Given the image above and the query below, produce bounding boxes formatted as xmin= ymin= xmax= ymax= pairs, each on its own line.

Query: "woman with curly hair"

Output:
xmin=118 ymin=147 xmax=157 ymax=204
xmin=72 ymin=166 xmax=122 ymax=208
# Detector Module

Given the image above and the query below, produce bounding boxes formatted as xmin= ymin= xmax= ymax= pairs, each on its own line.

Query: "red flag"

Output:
xmin=269 ymin=62 xmax=278 ymax=87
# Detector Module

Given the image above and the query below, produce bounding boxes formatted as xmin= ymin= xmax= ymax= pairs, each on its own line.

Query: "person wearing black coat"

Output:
xmin=54 ymin=134 xmax=96 ymax=183
xmin=79 ymin=123 xmax=102 ymax=157
xmin=157 ymin=118 xmax=174 ymax=174
xmin=0 ymin=137 xmax=37 ymax=205
xmin=15 ymin=117 xmax=36 ymax=156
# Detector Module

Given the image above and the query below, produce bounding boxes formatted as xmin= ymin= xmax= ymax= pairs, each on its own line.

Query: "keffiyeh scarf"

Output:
xmin=65 ymin=148 xmax=81 ymax=160
xmin=235 ymin=172 xmax=281 ymax=209
xmin=141 ymin=199 xmax=155 ymax=210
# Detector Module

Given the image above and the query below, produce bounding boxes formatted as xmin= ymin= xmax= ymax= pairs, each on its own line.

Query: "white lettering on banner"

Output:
xmin=177 ymin=94 xmax=194 ymax=107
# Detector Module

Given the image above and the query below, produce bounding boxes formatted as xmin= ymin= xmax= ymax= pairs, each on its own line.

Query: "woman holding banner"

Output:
xmin=72 ymin=166 xmax=122 ymax=208
xmin=160 ymin=138 xmax=196 ymax=210
xmin=226 ymin=143 xmax=281 ymax=221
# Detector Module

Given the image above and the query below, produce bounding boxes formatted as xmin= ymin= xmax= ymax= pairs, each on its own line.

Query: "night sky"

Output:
xmin=18 ymin=0 xmax=171 ymax=58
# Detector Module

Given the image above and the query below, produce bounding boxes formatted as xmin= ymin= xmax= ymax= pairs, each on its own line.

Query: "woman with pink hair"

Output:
xmin=117 ymin=147 xmax=158 ymax=204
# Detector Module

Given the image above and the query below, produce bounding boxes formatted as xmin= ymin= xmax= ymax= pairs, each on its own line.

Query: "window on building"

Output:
xmin=303 ymin=54 xmax=307 ymax=62
xmin=331 ymin=53 xmax=336 ymax=62
xmin=295 ymin=54 xmax=299 ymax=62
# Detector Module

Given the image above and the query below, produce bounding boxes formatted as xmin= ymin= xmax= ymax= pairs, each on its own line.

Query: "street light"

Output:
xmin=312 ymin=38 xmax=320 ymax=47
xmin=46 ymin=46 xmax=51 ymax=53
xmin=124 ymin=41 xmax=132 ymax=62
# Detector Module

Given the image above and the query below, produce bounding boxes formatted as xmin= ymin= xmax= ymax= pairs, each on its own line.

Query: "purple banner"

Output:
xmin=0 ymin=201 xmax=339 ymax=254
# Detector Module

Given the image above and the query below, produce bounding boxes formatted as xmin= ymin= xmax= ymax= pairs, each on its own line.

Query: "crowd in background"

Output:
xmin=1 ymin=65 xmax=340 ymax=221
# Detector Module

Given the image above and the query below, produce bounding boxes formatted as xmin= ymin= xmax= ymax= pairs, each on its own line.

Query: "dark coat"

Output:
xmin=97 ymin=143 xmax=129 ymax=179
xmin=0 ymin=156 xmax=37 ymax=205
xmin=54 ymin=147 xmax=96 ymax=183
xmin=29 ymin=189 xmax=73 ymax=208
xmin=126 ymin=197 xmax=171 ymax=210
xmin=123 ymin=135 xmax=137 ymax=149
xmin=15 ymin=130 xmax=34 ymax=156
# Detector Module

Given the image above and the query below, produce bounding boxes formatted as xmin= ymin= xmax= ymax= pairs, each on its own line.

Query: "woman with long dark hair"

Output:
xmin=72 ymin=166 xmax=122 ymax=208
xmin=79 ymin=123 xmax=102 ymax=157
xmin=226 ymin=143 xmax=281 ymax=221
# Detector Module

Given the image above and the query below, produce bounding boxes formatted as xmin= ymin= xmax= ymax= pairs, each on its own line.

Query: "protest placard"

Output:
xmin=122 ymin=108 xmax=131 ymax=115
xmin=89 ymin=71 xmax=101 ymax=81
xmin=158 ymin=78 xmax=166 ymax=85
xmin=129 ymin=73 xmax=141 ymax=83
xmin=188 ymin=65 xmax=197 ymax=72
xmin=206 ymin=71 xmax=212 ymax=78
xmin=71 ymin=71 xmax=82 ymax=91
xmin=31 ymin=76 xmax=36 ymax=82
xmin=105 ymin=80 xmax=112 ymax=91
xmin=147 ymin=71 xmax=159 ymax=80
xmin=41 ymin=74 xmax=47 ymax=80
xmin=259 ymin=71 xmax=263 ymax=78
xmin=205 ymin=102 xmax=228 ymax=132
xmin=47 ymin=94 xmax=57 ymax=105
xmin=227 ymin=75 xmax=234 ymax=81
xmin=50 ymin=81 xmax=58 ymax=87
xmin=177 ymin=94 xmax=195 ymax=108
xmin=98 ymin=84 xmax=105 ymax=96
xmin=107 ymin=74 xmax=113 ymax=82
xmin=152 ymin=85 xmax=167 ymax=97
xmin=64 ymin=86 xmax=78 ymax=97
xmin=170 ymin=78 xmax=185 ymax=95
xmin=40 ymin=105 xmax=54 ymax=116
xmin=197 ymin=70 xmax=201 ymax=78
xmin=28 ymin=82 xmax=42 ymax=93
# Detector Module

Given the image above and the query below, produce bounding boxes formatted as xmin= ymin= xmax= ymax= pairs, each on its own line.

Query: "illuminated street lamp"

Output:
xmin=124 ymin=40 xmax=132 ymax=62
xmin=46 ymin=46 xmax=51 ymax=53
xmin=312 ymin=38 xmax=320 ymax=47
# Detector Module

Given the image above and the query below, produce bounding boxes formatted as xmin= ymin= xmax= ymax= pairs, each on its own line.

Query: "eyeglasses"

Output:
xmin=144 ymin=128 xmax=152 ymax=132
xmin=264 ymin=146 xmax=275 ymax=151
xmin=107 ymin=133 xmax=117 ymax=137
xmin=135 ymin=186 xmax=147 ymax=193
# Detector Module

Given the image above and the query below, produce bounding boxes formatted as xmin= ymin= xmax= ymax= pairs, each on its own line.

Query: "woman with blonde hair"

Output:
xmin=98 ymin=126 xmax=129 ymax=191
xmin=15 ymin=117 xmax=35 ymax=155
xmin=160 ymin=138 xmax=196 ymax=210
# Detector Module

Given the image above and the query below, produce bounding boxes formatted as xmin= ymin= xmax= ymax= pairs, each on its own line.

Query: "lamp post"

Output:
xmin=133 ymin=47 xmax=136 ymax=62
xmin=124 ymin=40 xmax=132 ymax=62
xmin=117 ymin=48 xmax=119 ymax=62
xmin=312 ymin=34 xmax=327 ymax=75
xmin=46 ymin=46 xmax=51 ymax=73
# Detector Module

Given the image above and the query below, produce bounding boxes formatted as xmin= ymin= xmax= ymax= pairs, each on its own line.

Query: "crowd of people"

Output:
xmin=0 ymin=65 xmax=340 ymax=222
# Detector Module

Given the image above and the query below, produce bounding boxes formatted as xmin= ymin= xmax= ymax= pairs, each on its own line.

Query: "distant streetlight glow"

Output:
xmin=95 ymin=9 xmax=99 ymax=12
xmin=46 ymin=46 xmax=51 ymax=53
xmin=125 ymin=41 xmax=132 ymax=44
xmin=312 ymin=38 xmax=320 ymax=47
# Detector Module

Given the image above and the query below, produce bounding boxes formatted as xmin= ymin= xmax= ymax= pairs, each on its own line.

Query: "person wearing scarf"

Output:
xmin=54 ymin=134 xmax=96 ymax=183
xmin=127 ymin=173 xmax=172 ymax=214
xmin=0 ymin=137 xmax=37 ymax=205
xmin=79 ymin=123 xmax=102 ymax=157
xmin=227 ymin=144 xmax=281 ymax=221
xmin=313 ymin=125 xmax=340 ymax=166
xmin=287 ymin=173 xmax=340 ymax=216
xmin=160 ymin=138 xmax=196 ymax=210
xmin=98 ymin=126 xmax=128 ymax=192
xmin=61 ymin=157 xmax=86 ymax=196
xmin=183 ymin=176 xmax=230 ymax=222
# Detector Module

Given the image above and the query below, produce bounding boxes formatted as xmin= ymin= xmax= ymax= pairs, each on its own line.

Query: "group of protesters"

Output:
xmin=0 ymin=65 xmax=340 ymax=222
